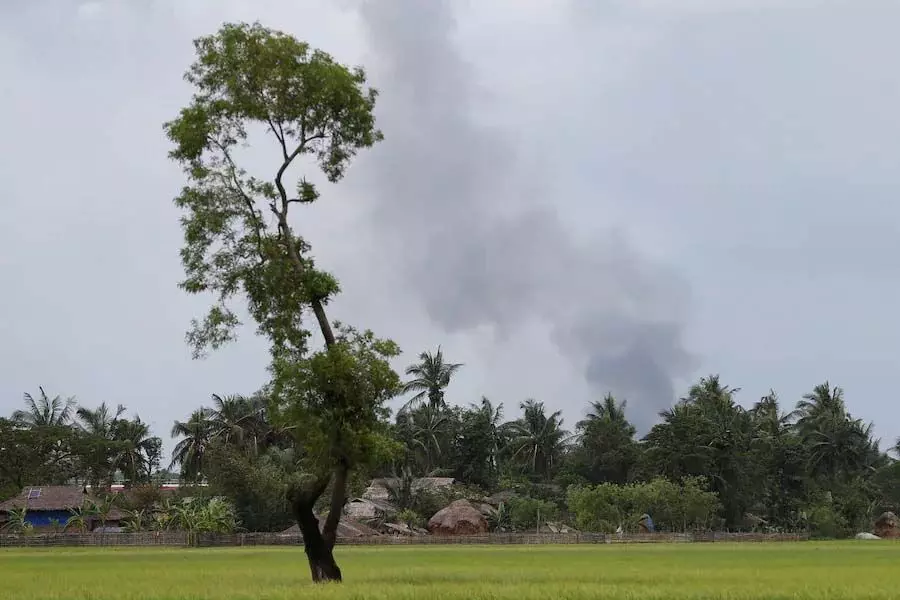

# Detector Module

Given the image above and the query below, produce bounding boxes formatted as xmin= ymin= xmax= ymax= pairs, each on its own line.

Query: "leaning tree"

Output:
xmin=164 ymin=22 xmax=400 ymax=582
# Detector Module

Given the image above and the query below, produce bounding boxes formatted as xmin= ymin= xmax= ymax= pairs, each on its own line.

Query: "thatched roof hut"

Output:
xmin=427 ymin=499 xmax=488 ymax=536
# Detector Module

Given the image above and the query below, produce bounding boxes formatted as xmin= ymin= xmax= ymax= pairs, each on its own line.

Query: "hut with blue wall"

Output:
xmin=0 ymin=485 xmax=123 ymax=531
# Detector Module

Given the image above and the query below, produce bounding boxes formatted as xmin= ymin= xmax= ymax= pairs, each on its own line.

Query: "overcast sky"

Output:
xmin=2 ymin=0 xmax=899 ymax=460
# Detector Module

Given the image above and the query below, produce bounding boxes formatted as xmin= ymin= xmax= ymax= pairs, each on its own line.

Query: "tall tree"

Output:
xmin=112 ymin=417 xmax=162 ymax=486
xmin=453 ymin=397 xmax=505 ymax=489
xmin=503 ymin=400 xmax=570 ymax=481
xmin=643 ymin=375 xmax=756 ymax=527
xmin=207 ymin=394 xmax=265 ymax=453
xmin=400 ymin=347 xmax=463 ymax=411
xmin=398 ymin=405 xmax=451 ymax=476
xmin=170 ymin=409 xmax=213 ymax=483
xmin=572 ymin=394 xmax=638 ymax=484
xmin=164 ymin=22 xmax=389 ymax=582
xmin=76 ymin=402 xmax=127 ymax=488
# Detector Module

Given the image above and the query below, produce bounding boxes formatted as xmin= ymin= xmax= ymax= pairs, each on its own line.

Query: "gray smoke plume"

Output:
xmin=353 ymin=0 xmax=694 ymax=430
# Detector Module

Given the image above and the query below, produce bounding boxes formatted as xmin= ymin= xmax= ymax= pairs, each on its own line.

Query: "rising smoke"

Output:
xmin=352 ymin=0 xmax=694 ymax=431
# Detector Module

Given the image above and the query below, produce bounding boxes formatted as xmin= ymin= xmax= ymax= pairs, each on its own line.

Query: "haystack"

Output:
xmin=874 ymin=512 xmax=899 ymax=538
xmin=427 ymin=499 xmax=488 ymax=536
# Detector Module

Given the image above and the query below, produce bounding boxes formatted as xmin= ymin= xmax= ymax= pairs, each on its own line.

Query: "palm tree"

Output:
xmin=405 ymin=405 xmax=451 ymax=475
xmin=791 ymin=381 xmax=846 ymax=433
xmin=474 ymin=396 xmax=504 ymax=470
xmin=113 ymin=416 xmax=160 ymax=485
xmin=577 ymin=393 xmax=630 ymax=431
xmin=207 ymin=394 xmax=265 ymax=452
xmin=751 ymin=391 xmax=789 ymax=434
xmin=503 ymin=399 xmax=571 ymax=480
xmin=12 ymin=387 xmax=76 ymax=428
xmin=170 ymin=409 xmax=213 ymax=482
xmin=76 ymin=402 xmax=126 ymax=437
xmin=75 ymin=402 xmax=127 ymax=488
xmin=400 ymin=347 xmax=463 ymax=412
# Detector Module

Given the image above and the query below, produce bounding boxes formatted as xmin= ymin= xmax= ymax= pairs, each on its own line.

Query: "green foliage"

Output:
xmin=804 ymin=496 xmax=848 ymax=539
xmin=874 ymin=460 xmax=900 ymax=513
xmin=452 ymin=398 xmax=504 ymax=490
xmin=204 ymin=444 xmax=295 ymax=532
xmin=395 ymin=508 xmax=424 ymax=529
xmin=567 ymin=477 xmax=720 ymax=533
xmin=502 ymin=400 xmax=571 ymax=481
xmin=163 ymin=21 xmax=383 ymax=361
xmin=123 ymin=509 xmax=149 ymax=533
xmin=400 ymin=347 xmax=463 ymax=412
xmin=569 ymin=394 xmax=640 ymax=485
xmin=3 ymin=506 xmax=31 ymax=534
xmin=270 ymin=324 xmax=402 ymax=475
xmin=506 ymin=497 xmax=559 ymax=531
xmin=65 ymin=502 xmax=96 ymax=533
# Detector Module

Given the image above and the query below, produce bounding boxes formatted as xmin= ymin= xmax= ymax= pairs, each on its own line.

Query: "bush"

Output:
xmin=805 ymin=500 xmax=848 ymax=539
xmin=567 ymin=477 xmax=720 ymax=533
xmin=506 ymin=497 xmax=558 ymax=531
xmin=395 ymin=508 xmax=424 ymax=529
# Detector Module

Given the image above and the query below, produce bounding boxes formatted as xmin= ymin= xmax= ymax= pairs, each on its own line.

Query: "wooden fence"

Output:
xmin=0 ymin=531 xmax=809 ymax=548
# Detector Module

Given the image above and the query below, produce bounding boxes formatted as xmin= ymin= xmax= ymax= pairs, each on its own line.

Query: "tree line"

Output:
xmin=5 ymin=354 xmax=899 ymax=539
xmin=0 ymin=387 xmax=162 ymax=498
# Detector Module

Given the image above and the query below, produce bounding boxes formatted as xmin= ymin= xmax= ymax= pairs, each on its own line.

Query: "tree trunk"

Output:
xmin=292 ymin=461 xmax=350 ymax=583
xmin=294 ymin=501 xmax=342 ymax=583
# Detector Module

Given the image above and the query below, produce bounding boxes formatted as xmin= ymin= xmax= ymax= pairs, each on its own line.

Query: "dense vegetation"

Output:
xmin=3 ymin=364 xmax=899 ymax=538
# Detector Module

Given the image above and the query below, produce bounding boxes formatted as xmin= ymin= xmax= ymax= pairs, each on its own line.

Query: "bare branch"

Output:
xmin=266 ymin=116 xmax=289 ymax=162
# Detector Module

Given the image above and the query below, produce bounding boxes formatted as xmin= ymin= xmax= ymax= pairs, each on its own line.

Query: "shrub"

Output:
xmin=567 ymin=477 xmax=720 ymax=533
xmin=507 ymin=497 xmax=559 ymax=531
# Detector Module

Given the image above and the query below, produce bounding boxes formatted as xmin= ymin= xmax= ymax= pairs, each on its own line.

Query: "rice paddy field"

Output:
xmin=0 ymin=542 xmax=897 ymax=600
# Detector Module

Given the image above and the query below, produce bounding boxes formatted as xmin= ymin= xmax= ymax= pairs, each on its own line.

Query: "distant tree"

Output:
xmin=207 ymin=394 xmax=260 ymax=449
xmin=75 ymin=402 xmax=127 ymax=488
xmin=453 ymin=397 xmax=505 ymax=489
xmin=170 ymin=409 xmax=213 ymax=483
xmin=12 ymin=387 xmax=76 ymax=428
xmin=164 ymin=21 xmax=391 ymax=582
xmin=112 ymin=417 xmax=162 ymax=486
xmin=571 ymin=394 xmax=638 ymax=484
xmin=400 ymin=347 xmax=463 ymax=411
xmin=400 ymin=405 xmax=451 ymax=476
xmin=503 ymin=400 xmax=571 ymax=481
xmin=643 ymin=375 xmax=756 ymax=527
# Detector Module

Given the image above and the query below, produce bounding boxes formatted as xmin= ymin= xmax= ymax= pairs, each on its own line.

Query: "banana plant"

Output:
xmin=3 ymin=506 xmax=32 ymax=534
xmin=65 ymin=501 xmax=98 ymax=533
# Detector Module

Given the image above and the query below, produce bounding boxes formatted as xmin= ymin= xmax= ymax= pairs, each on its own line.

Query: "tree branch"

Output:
xmin=266 ymin=116 xmax=289 ymax=162
xmin=209 ymin=138 xmax=267 ymax=261
xmin=271 ymin=131 xmax=335 ymax=348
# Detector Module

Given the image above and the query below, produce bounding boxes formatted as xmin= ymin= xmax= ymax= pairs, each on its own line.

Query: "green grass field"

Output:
xmin=0 ymin=542 xmax=896 ymax=599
